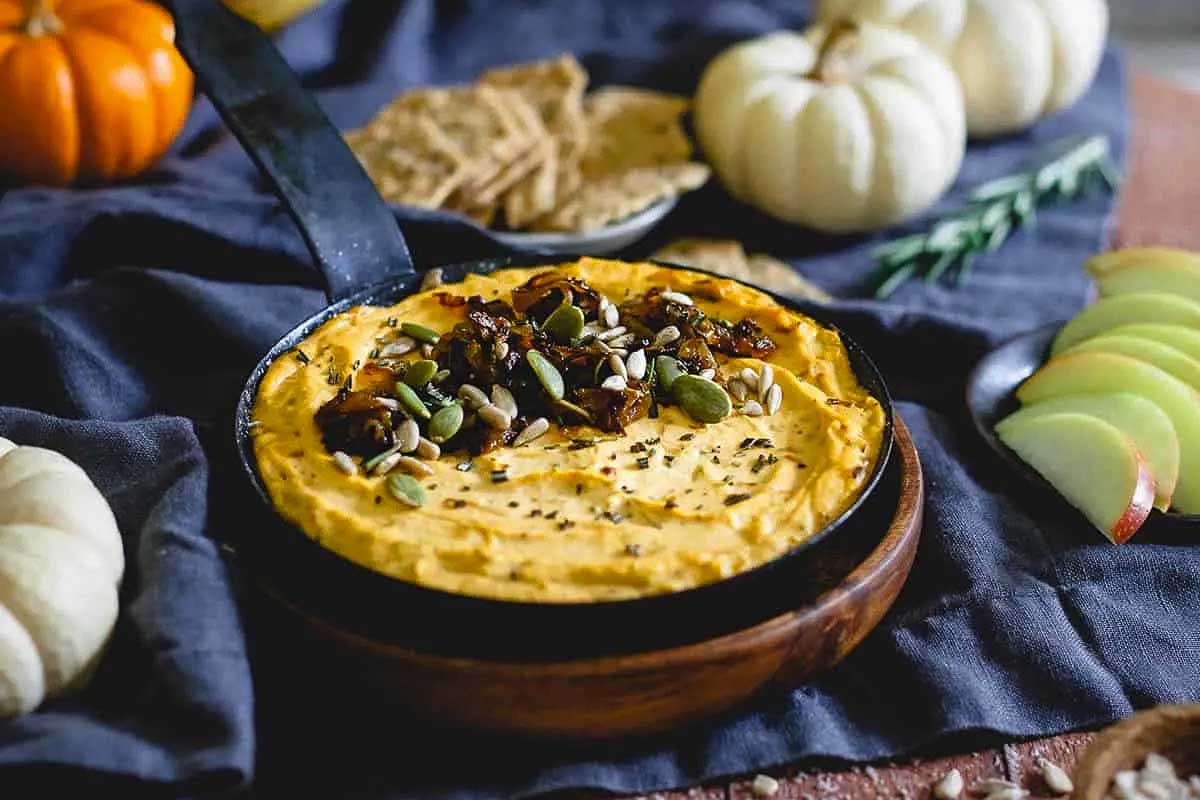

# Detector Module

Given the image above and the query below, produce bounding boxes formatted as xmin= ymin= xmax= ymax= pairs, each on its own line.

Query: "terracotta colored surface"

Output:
xmin=618 ymin=70 xmax=1197 ymax=800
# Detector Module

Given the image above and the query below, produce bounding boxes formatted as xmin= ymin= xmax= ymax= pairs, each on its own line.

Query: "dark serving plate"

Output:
xmin=966 ymin=323 xmax=1200 ymax=534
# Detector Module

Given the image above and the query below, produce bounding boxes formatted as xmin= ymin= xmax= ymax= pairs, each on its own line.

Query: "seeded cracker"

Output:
xmin=579 ymin=87 xmax=693 ymax=177
xmin=534 ymin=162 xmax=710 ymax=232
xmin=652 ymin=238 xmax=832 ymax=302
xmin=345 ymin=113 xmax=469 ymax=208
xmin=479 ymin=55 xmax=588 ymax=228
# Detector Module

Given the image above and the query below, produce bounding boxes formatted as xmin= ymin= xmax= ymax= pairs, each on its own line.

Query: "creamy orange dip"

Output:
xmin=251 ymin=258 xmax=886 ymax=602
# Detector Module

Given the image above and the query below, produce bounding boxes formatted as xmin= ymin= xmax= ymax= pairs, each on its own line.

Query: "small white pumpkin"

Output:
xmin=818 ymin=0 xmax=1109 ymax=137
xmin=0 ymin=437 xmax=123 ymax=717
xmin=694 ymin=21 xmax=965 ymax=234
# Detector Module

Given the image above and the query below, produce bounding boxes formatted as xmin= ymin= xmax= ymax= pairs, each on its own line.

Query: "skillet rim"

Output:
xmin=232 ymin=254 xmax=895 ymax=646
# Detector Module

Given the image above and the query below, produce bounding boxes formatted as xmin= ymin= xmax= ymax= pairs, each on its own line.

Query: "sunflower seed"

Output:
xmin=415 ymin=437 xmax=440 ymax=460
xmin=363 ymin=445 xmax=401 ymax=472
xmin=609 ymin=348 xmax=628 ymax=357
xmin=603 ymin=303 xmax=620 ymax=328
xmin=728 ymin=379 xmax=748 ymax=402
xmin=419 ymin=268 xmax=443 ymax=291
xmin=458 ymin=383 xmax=489 ymax=409
xmin=490 ymin=384 xmax=518 ymax=417
xmin=597 ymin=325 xmax=627 ymax=342
xmin=526 ymin=350 xmax=565 ymax=400
xmin=421 ymin=343 xmax=434 ymax=358
xmin=544 ymin=303 xmax=585 ymax=342
xmin=607 ymin=333 xmax=635 ymax=349
xmin=601 ymin=375 xmax=627 ymax=391
xmin=740 ymin=367 xmax=759 ymax=391
xmin=379 ymin=336 xmax=417 ymax=357
xmin=626 ymin=349 xmax=647 ymax=381
xmin=1036 ymin=758 xmax=1072 ymax=795
xmin=396 ymin=418 xmax=420 ymax=452
xmin=495 ymin=341 xmax=510 ymax=360
xmin=662 ymin=290 xmax=693 ymax=306
xmin=653 ymin=325 xmax=681 ymax=347
xmin=751 ymin=774 xmax=779 ymax=797
xmin=428 ymin=402 xmax=464 ymax=443
xmin=934 ymin=769 xmax=963 ymax=800
xmin=973 ymin=779 xmax=1021 ymax=795
xmin=766 ymin=383 xmax=783 ymax=415
xmin=401 ymin=321 xmax=440 ymax=344
xmin=1112 ymin=770 xmax=1139 ymax=798
xmin=758 ymin=364 xmax=775 ymax=402
xmin=655 ymin=355 xmax=684 ymax=392
xmin=981 ymin=790 xmax=1026 ymax=800
xmin=404 ymin=359 xmax=438 ymax=387
xmin=672 ymin=375 xmax=733 ymax=423
xmin=332 ymin=451 xmax=357 ymax=475
xmin=512 ymin=417 xmax=550 ymax=447
xmin=742 ymin=400 xmax=764 ymax=417
xmin=699 ymin=368 xmax=716 ymax=380
xmin=1144 ymin=754 xmax=1175 ymax=779
xmin=387 ymin=474 xmax=425 ymax=507
xmin=478 ymin=403 xmax=512 ymax=430
xmin=395 ymin=382 xmax=430 ymax=419
xmin=394 ymin=455 xmax=434 ymax=477
xmin=609 ymin=353 xmax=628 ymax=379
xmin=598 ymin=296 xmax=611 ymax=313
xmin=372 ymin=451 xmax=404 ymax=475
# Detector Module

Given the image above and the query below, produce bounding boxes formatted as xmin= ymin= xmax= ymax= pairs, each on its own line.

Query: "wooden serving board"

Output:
xmin=257 ymin=416 xmax=922 ymax=738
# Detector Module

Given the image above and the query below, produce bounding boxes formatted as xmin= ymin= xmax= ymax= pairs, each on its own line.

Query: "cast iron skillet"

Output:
xmin=170 ymin=0 xmax=896 ymax=660
xmin=967 ymin=323 xmax=1199 ymax=536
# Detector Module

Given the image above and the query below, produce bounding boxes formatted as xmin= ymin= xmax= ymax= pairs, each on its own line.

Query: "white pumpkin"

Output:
xmin=694 ymin=21 xmax=965 ymax=234
xmin=818 ymin=0 xmax=1109 ymax=137
xmin=0 ymin=437 xmax=123 ymax=717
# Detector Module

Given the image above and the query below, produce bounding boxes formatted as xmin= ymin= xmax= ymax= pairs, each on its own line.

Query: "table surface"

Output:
xmin=615 ymin=70 xmax=1200 ymax=800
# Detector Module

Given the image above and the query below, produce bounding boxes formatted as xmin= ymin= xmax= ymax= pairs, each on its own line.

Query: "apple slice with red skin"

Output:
xmin=1001 ymin=393 xmax=1179 ymax=511
xmin=1018 ymin=351 xmax=1200 ymax=513
xmin=995 ymin=412 xmax=1156 ymax=544
xmin=1051 ymin=293 xmax=1200 ymax=355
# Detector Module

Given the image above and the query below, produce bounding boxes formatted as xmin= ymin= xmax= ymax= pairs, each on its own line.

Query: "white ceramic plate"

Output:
xmin=490 ymin=198 xmax=677 ymax=256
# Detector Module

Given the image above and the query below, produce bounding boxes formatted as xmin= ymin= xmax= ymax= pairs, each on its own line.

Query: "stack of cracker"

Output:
xmin=345 ymin=55 xmax=710 ymax=233
xmin=652 ymin=238 xmax=832 ymax=303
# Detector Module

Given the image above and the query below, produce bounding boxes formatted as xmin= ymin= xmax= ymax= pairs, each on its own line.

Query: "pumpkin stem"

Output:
xmin=22 ymin=0 xmax=63 ymax=36
xmin=807 ymin=20 xmax=861 ymax=83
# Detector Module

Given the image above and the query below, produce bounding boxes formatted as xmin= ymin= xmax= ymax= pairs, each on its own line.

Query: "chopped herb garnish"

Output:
xmin=575 ymin=483 xmax=583 ymax=495
xmin=664 ymin=498 xmax=678 ymax=510
xmin=625 ymin=543 xmax=642 ymax=557
xmin=724 ymin=493 xmax=752 ymax=506
xmin=294 ymin=349 xmax=310 ymax=364
xmin=569 ymin=438 xmax=597 ymax=450
xmin=530 ymin=509 xmax=543 ymax=517
xmin=680 ymin=433 xmax=695 ymax=441
xmin=508 ymin=500 xmax=519 ymax=508
xmin=636 ymin=457 xmax=650 ymax=469
xmin=490 ymin=469 xmax=509 ymax=483
xmin=545 ymin=510 xmax=558 ymax=520
xmin=630 ymin=442 xmax=647 ymax=453
xmin=711 ymin=455 xmax=721 ymax=465
xmin=603 ymin=510 xmax=624 ymax=524
xmin=443 ymin=498 xmax=468 ymax=509
xmin=557 ymin=520 xmax=575 ymax=531
xmin=664 ymin=455 xmax=675 ymax=466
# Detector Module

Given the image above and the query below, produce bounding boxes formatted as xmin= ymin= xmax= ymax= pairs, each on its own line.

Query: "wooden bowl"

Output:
xmin=1072 ymin=705 xmax=1200 ymax=799
xmin=253 ymin=415 xmax=923 ymax=739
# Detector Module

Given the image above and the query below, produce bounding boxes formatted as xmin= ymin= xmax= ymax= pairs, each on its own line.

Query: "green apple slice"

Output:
xmin=1105 ymin=324 xmax=1200 ymax=363
xmin=1062 ymin=335 xmax=1200 ymax=391
xmin=1000 ymin=393 xmax=1178 ymax=510
xmin=1086 ymin=247 xmax=1200 ymax=277
xmin=1094 ymin=260 xmax=1200 ymax=304
xmin=995 ymin=412 xmax=1155 ymax=543
xmin=1018 ymin=351 xmax=1200 ymax=513
xmin=1051 ymin=293 xmax=1200 ymax=355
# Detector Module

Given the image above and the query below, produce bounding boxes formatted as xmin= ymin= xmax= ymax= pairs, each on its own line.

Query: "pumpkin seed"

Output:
xmin=458 ymin=383 xmax=489 ymax=409
xmin=387 ymin=474 xmax=426 ymax=507
xmin=396 ymin=418 xmax=420 ymax=453
xmin=662 ymin=290 xmax=693 ymax=306
xmin=401 ymin=322 xmax=440 ymax=344
xmin=609 ymin=353 xmax=628 ymax=379
xmin=742 ymin=400 xmax=764 ymax=417
xmin=428 ymin=402 xmax=464 ymax=443
xmin=332 ymin=451 xmax=357 ymax=475
xmin=626 ymin=349 xmax=646 ymax=381
xmin=766 ymin=384 xmax=782 ymax=415
xmin=394 ymin=382 xmax=430 ymax=419
xmin=512 ymin=417 xmax=550 ymax=447
xmin=933 ymin=769 xmax=963 ymax=800
xmin=553 ymin=398 xmax=593 ymax=422
xmin=526 ymin=350 xmax=564 ymax=399
xmin=543 ymin=304 xmax=585 ymax=342
xmin=415 ymin=437 xmax=441 ymax=460
xmin=404 ymin=359 xmax=438 ymax=387
xmin=395 ymin=455 xmax=434 ymax=477
xmin=603 ymin=303 xmax=620 ymax=328
xmin=419 ymin=268 xmax=443 ymax=291
xmin=490 ymin=384 xmax=518 ymax=417
xmin=653 ymin=325 xmax=680 ymax=347
xmin=363 ymin=445 xmax=401 ymax=472
xmin=758 ymin=365 xmax=774 ymax=402
xmin=672 ymin=375 xmax=732 ymax=423
xmin=655 ymin=355 xmax=684 ymax=392
xmin=601 ymin=374 xmax=627 ymax=391
xmin=379 ymin=336 xmax=417 ymax=357
xmin=478 ymin=403 xmax=512 ymax=430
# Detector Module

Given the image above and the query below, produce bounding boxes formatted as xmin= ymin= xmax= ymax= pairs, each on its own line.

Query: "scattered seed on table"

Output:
xmin=973 ymin=779 xmax=1021 ymax=795
xmin=751 ymin=774 xmax=779 ymax=797
xmin=933 ymin=768 xmax=963 ymax=800
xmin=419 ymin=268 xmax=443 ymax=291
xmin=1036 ymin=757 xmax=1073 ymax=795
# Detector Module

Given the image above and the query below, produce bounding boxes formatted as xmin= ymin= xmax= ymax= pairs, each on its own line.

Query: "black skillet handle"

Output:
xmin=167 ymin=0 xmax=414 ymax=302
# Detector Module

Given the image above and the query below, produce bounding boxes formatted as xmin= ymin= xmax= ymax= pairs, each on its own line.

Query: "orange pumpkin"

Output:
xmin=0 ymin=0 xmax=194 ymax=186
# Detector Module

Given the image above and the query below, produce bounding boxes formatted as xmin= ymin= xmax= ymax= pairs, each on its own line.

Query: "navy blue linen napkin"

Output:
xmin=1 ymin=1 xmax=1197 ymax=798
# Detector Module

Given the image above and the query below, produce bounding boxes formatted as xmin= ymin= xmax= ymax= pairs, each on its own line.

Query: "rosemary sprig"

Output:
xmin=871 ymin=134 xmax=1121 ymax=299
